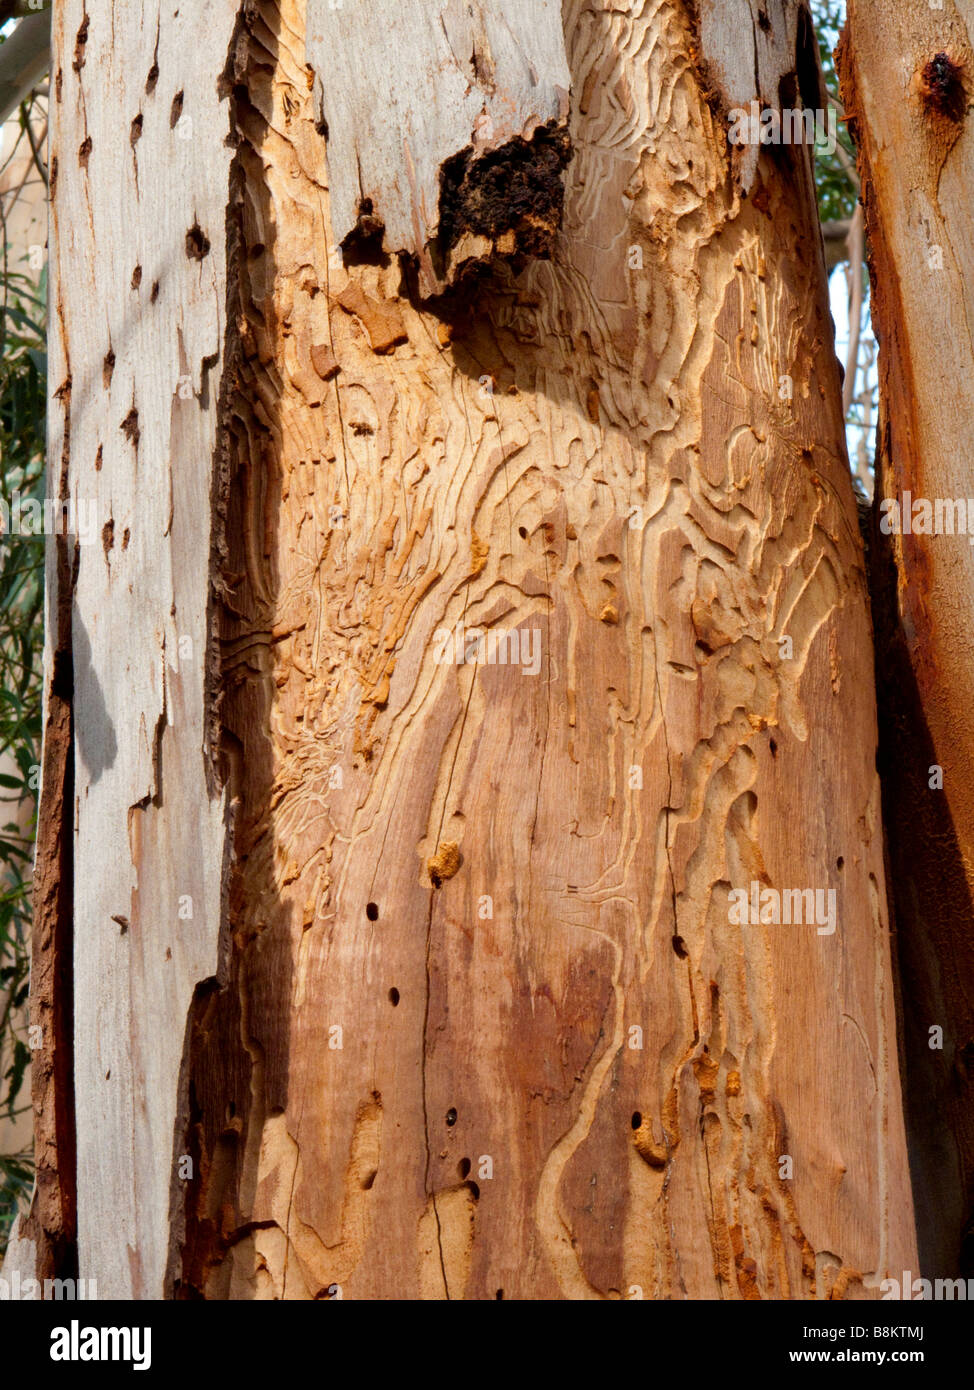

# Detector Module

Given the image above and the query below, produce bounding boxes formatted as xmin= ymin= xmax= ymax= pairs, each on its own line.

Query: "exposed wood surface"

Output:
xmin=306 ymin=0 xmax=571 ymax=295
xmin=169 ymin=0 xmax=916 ymax=1298
xmin=21 ymin=518 xmax=75 ymax=1285
xmin=40 ymin=0 xmax=238 ymax=1297
xmin=840 ymin=0 xmax=974 ymax=1278
xmin=696 ymin=0 xmax=824 ymax=190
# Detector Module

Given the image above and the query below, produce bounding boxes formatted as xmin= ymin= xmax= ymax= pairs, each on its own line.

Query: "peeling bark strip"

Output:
xmin=174 ymin=0 xmax=914 ymax=1299
xmin=40 ymin=0 xmax=237 ymax=1297
xmin=17 ymin=387 xmax=78 ymax=1286
xmin=306 ymin=0 xmax=572 ymax=295
xmin=840 ymin=1 xmax=974 ymax=1279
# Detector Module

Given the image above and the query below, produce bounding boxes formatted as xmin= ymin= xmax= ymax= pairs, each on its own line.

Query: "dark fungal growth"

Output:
xmin=434 ymin=122 xmax=573 ymax=284
xmin=919 ymin=52 xmax=968 ymax=122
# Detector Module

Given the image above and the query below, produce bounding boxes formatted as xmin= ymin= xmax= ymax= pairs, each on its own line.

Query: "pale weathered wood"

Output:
xmin=697 ymin=0 xmax=824 ymax=190
xmin=168 ymin=0 xmax=915 ymax=1298
xmin=306 ymin=0 xmax=571 ymax=295
xmin=29 ymin=0 xmax=238 ymax=1297
xmin=840 ymin=0 xmax=974 ymax=1279
xmin=0 ymin=1212 xmax=36 ymax=1289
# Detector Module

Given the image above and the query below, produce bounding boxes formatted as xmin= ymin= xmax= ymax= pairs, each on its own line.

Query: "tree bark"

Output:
xmin=306 ymin=0 xmax=572 ymax=297
xmin=840 ymin=0 xmax=974 ymax=1280
xmin=14 ymin=0 xmax=916 ymax=1300
xmin=13 ymin=0 xmax=239 ymax=1296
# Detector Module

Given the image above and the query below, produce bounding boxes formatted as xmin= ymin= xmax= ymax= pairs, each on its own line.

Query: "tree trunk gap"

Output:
xmin=7 ymin=0 xmax=930 ymax=1299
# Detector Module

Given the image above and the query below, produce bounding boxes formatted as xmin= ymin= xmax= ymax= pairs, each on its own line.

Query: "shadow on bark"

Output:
xmin=170 ymin=1 xmax=293 ymax=1298
xmin=869 ymin=505 xmax=974 ymax=1281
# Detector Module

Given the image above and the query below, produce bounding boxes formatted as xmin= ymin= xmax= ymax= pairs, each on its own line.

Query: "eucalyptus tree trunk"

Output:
xmin=840 ymin=0 xmax=974 ymax=1281
xmin=8 ymin=0 xmax=917 ymax=1299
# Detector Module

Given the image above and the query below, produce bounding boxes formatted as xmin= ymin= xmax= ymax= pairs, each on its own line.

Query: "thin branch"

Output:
xmin=826 ymin=92 xmax=861 ymax=191
xmin=18 ymin=99 xmax=46 ymax=188
xmin=822 ymin=218 xmax=852 ymax=273
xmin=843 ymin=204 xmax=865 ymax=417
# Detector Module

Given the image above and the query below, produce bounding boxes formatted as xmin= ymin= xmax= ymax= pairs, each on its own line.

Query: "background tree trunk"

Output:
xmin=12 ymin=0 xmax=917 ymax=1299
xmin=840 ymin=0 xmax=974 ymax=1281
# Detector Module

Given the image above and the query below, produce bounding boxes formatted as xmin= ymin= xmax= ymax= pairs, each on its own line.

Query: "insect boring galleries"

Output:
xmin=728 ymin=882 xmax=838 ymax=936
xmin=432 ymin=623 xmax=543 ymax=676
